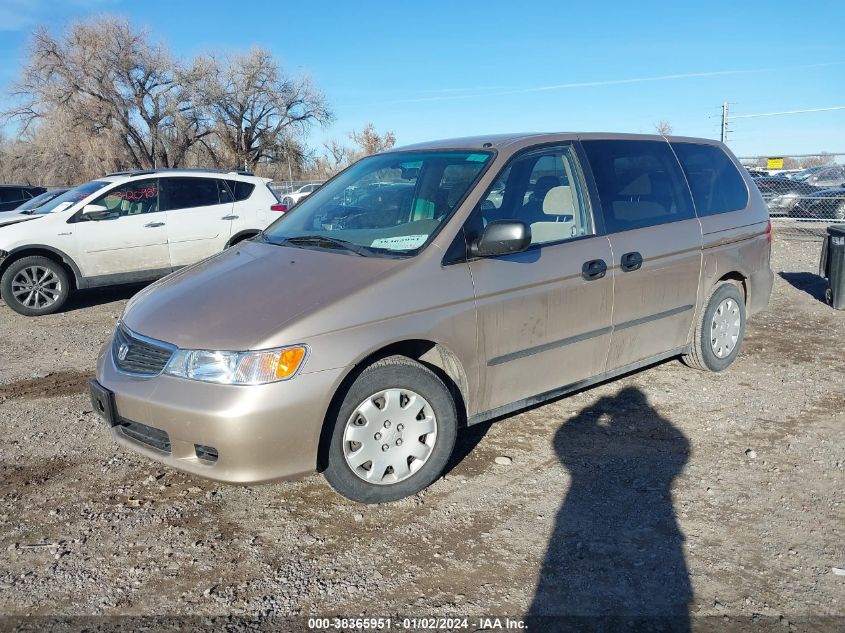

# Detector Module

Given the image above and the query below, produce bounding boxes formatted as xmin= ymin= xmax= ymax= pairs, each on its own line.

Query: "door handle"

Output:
xmin=582 ymin=259 xmax=608 ymax=281
xmin=144 ymin=222 xmax=165 ymax=228
xmin=620 ymin=251 xmax=643 ymax=272
xmin=221 ymin=215 xmax=239 ymax=220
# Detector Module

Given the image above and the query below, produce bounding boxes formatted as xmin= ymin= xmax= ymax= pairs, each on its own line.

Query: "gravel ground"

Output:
xmin=0 ymin=226 xmax=843 ymax=629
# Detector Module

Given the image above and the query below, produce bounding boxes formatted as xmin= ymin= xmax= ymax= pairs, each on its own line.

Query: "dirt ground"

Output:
xmin=0 ymin=226 xmax=843 ymax=629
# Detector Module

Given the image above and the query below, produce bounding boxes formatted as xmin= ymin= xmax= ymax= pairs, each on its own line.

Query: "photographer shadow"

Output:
xmin=527 ymin=387 xmax=692 ymax=632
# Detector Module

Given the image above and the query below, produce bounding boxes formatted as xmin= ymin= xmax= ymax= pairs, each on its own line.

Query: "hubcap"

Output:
xmin=710 ymin=298 xmax=741 ymax=358
xmin=10 ymin=266 xmax=62 ymax=310
xmin=343 ymin=388 xmax=437 ymax=485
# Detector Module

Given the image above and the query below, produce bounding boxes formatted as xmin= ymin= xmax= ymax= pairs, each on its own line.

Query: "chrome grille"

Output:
xmin=112 ymin=324 xmax=174 ymax=376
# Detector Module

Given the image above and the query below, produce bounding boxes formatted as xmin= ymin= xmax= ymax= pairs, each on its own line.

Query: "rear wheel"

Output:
xmin=323 ymin=355 xmax=457 ymax=503
xmin=0 ymin=256 xmax=71 ymax=316
xmin=683 ymin=282 xmax=746 ymax=372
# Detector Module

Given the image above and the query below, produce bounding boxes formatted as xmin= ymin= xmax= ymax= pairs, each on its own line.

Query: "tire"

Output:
xmin=834 ymin=201 xmax=845 ymax=221
xmin=282 ymin=196 xmax=295 ymax=208
xmin=323 ymin=355 xmax=457 ymax=503
xmin=683 ymin=282 xmax=746 ymax=372
xmin=0 ymin=256 xmax=71 ymax=316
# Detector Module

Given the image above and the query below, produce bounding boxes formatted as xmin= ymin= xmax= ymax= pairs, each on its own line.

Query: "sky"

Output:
xmin=0 ymin=0 xmax=843 ymax=158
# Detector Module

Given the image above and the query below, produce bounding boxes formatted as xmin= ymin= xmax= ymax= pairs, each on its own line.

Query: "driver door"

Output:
xmin=74 ymin=178 xmax=171 ymax=281
xmin=468 ymin=144 xmax=614 ymax=413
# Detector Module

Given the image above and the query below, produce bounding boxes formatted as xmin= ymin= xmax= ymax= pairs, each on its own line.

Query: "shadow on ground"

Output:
xmin=63 ymin=283 xmax=149 ymax=312
xmin=526 ymin=386 xmax=692 ymax=632
xmin=778 ymin=271 xmax=829 ymax=304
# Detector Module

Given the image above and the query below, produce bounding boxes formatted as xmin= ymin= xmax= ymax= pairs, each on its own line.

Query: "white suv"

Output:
xmin=0 ymin=169 xmax=286 ymax=316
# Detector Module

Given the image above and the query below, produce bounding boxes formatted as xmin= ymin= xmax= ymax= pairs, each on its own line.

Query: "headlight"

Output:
xmin=164 ymin=346 xmax=307 ymax=385
xmin=769 ymin=193 xmax=798 ymax=207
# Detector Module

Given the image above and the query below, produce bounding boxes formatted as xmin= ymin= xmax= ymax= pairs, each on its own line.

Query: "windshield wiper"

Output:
xmin=279 ymin=234 xmax=372 ymax=257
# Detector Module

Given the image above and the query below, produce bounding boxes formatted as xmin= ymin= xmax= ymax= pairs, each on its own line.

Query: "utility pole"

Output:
xmin=721 ymin=101 xmax=730 ymax=143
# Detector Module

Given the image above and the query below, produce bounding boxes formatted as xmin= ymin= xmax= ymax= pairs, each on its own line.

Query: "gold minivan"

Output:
xmin=91 ymin=133 xmax=773 ymax=503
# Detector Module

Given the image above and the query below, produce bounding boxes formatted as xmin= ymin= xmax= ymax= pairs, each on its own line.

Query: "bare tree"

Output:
xmin=193 ymin=48 xmax=332 ymax=170
xmin=4 ymin=17 xmax=209 ymax=171
xmin=800 ymin=153 xmax=834 ymax=168
xmin=349 ymin=123 xmax=396 ymax=157
xmin=307 ymin=124 xmax=396 ymax=179
xmin=654 ymin=120 xmax=673 ymax=136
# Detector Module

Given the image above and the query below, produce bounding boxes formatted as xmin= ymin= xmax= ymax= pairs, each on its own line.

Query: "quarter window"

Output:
xmin=92 ymin=179 xmax=160 ymax=216
xmin=582 ymin=140 xmax=695 ymax=233
xmin=475 ymin=146 xmax=594 ymax=246
xmin=223 ymin=180 xmax=256 ymax=202
xmin=671 ymin=143 xmax=748 ymax=216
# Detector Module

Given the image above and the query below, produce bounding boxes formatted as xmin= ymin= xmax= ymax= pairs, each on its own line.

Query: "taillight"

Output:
xmin=271 ymin=204 xmax=288 ymax=213
xmin=765 ymin=219 xmax=772 ymax=243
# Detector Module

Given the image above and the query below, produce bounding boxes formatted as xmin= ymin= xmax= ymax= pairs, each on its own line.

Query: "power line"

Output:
xmin=731 ymin=105 xmax=845 ymax=120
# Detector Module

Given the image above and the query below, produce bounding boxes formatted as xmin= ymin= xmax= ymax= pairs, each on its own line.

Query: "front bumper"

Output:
xmin=95 ymin=340 xmax=345 ymax=483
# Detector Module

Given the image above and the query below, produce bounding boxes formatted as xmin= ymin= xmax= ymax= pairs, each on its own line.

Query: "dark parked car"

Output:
xmin=753 ymin=176 xmax=825 ymax=216
xmin=786 ymin=165 xmax=845 ymax=188
xmin=789 ymin=187 xmax=845 ymax=221
xmin=745 ymin=168 xmax=769 ymax=178
xmin=0 ymin=185 xmax=46 ymax=211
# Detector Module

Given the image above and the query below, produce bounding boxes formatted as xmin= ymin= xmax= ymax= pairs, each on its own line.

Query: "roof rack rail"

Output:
xmin=106 ymin=167 xmax=255 ymax=177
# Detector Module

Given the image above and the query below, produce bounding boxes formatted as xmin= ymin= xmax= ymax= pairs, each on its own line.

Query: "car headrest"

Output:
xmin=543 ymin=185 xmax=576 ymax=216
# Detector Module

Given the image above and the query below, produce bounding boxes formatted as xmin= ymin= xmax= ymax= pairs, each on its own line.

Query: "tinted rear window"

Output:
xmin=162 ymin=177 xmax=221 ymax=211
xmin=581 ymin=140 xmax=695 ymax=233
xmin=0 ymin=188 xmax=24 ymax=203
xmin=672 ymin=143 xmax=748 ymax=216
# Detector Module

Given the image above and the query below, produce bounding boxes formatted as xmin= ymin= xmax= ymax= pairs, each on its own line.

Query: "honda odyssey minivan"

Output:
xmin=91 ymin=133 xmax=773 ymax=503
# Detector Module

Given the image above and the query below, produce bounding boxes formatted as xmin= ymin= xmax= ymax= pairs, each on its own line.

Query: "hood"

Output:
xmin=122 ymin=239 xmax=406 ymax=350
xmin=0 ymin=211 xmax=42 ymax=228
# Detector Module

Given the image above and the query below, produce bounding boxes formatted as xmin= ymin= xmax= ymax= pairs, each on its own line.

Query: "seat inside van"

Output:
xmin=531 ymin=185 xmax=583 ymax=243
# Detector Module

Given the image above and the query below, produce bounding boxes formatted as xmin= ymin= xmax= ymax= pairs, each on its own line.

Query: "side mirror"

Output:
xmin=470 ymin=220 xmax=531 ymax=258
xmin=82 ymin=204 xmax=116 ymax=221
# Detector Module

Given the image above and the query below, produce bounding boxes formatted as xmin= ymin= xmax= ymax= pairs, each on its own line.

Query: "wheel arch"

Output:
xmin=716 ymin=271 xmax=748 ymax=304
xmin=226 ymin=230 xmax=261 ymax=248
xmin=315 ymin=338 xmax=470 ymax=472
xmin=0 ymin=245 xmax=82 ymax=290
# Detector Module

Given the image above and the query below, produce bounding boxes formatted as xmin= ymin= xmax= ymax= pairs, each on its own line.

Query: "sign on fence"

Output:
xmin=766 ymin=157 xmax=785 ymax=170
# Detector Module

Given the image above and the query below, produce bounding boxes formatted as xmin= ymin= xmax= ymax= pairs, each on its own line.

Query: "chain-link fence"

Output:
xmin=740 ymin=154 xmax=845 ymax=222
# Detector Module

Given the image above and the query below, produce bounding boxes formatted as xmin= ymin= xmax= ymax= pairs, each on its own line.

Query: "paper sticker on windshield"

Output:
xmin=466 ymin=153 xmax=488 ymax=162
xmin=371 ymin=235 xmax=428 ymax=250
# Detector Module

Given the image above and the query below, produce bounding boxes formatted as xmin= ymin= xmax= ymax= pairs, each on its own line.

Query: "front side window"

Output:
xmin=261 ymin=150 xmax=492 ymax=256
xmin=672 ymin=143 xmax=748 ymax=216
xmin=91 ymin=179 xmax=160 ymax=216
xmin=582 ymin=140 xmax=695 ymax=233
xmin=475 ymin=145 xmax=594 ymax=246
xmin=161 ymin=177 xmax=222 ymax=211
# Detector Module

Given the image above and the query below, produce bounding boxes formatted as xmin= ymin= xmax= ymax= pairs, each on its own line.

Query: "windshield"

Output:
xmin=14 ymin=189 xmax=62 ymax=212
xmin=262 ymin=150 xmax=492 ymax=256
xmin=32 ymin=180 xmax=111 ymax=215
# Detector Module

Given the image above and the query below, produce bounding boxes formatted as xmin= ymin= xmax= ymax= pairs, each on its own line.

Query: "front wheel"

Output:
xmin=0 ymin=256 xmax=71 ymax=316
xmin=683 ymin=282 xmax=746 ymax=372
xmin=323 ymin=355 xmax=457 ymax=503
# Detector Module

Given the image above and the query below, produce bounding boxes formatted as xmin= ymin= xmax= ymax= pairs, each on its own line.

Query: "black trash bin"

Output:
xmin=819 ymin=224 xmax=845 ymax=310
